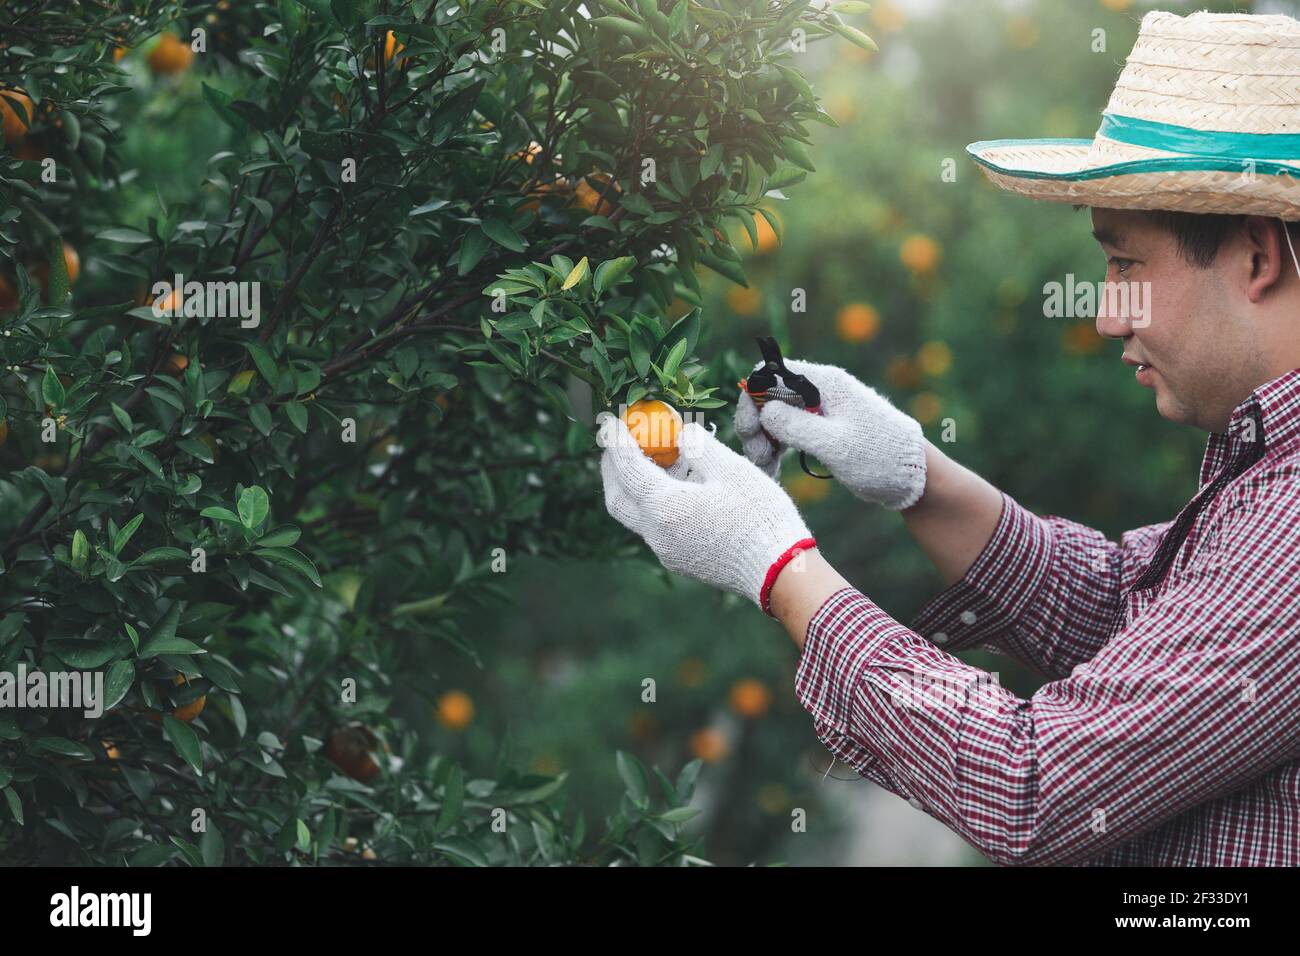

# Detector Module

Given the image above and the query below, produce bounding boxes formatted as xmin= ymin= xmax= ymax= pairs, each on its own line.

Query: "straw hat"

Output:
xmin=967 ymin=10 xmax=1300 ymax=218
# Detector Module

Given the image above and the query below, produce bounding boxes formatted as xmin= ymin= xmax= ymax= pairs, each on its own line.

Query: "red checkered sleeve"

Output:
xmin=909 ymin=492 xmax=1170 ymax=679
xmin=794 ymin=482 xmax=1300 ymax=865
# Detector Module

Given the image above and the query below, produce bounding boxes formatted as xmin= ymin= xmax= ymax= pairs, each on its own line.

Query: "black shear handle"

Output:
xmin=755 ymin=336 xmax=821 ymax=410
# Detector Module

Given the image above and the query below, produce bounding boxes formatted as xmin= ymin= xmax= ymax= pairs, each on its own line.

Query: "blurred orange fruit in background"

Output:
xmin=689 ymin=728 xmax=727 ymax=763
xmin=147 ymin=31 xmax=193 ymax=76
xmin=835 ymin=302 xmax=880 ymax=342
xmin=917 ymin=341 xmax=953 ymax=376
xmin=900 ymin=234 xmax=942 ymax=275
xmin=726 ymin=286 xmax=761 ymax=316
xmin=437 ymin=690 xmax=475 ymax=730
xmin=1 ymin=88 xmax=35 ymax=143
xmin=729 ymin=679 xmax=772 ymax=719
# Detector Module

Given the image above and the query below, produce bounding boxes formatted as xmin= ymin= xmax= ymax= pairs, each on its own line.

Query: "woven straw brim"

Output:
xmin=968 ymin=138 xmax=1300 ymax=219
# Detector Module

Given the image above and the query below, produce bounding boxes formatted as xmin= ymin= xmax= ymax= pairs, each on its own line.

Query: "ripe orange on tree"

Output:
xmin=621 ymin=399 xmax=682 ymax=469
xmin=1 ymin=88 xmax=35 ymax=143
xmin=32 ymin=242 xmax=81 ymax=301
xmin=324 ymin=724 xmax=383 ymax=782
xmin=747 ymin=210 xmax=780 ymax=254
xmin=171 ymin=673 xmax=206 ymax=723
xmin=164 ymin=353 xmax=190 ymax=378
xmin=571 ymin=172 xmax=620 ymax=216
xmin=147 ymin=31 xmax=193 ymax=76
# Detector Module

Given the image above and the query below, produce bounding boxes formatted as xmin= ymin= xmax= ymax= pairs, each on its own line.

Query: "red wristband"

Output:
xmin=759 ymin=537 xmax=817 ymax=617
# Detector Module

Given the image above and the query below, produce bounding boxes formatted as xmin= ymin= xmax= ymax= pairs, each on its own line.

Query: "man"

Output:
xmin=600 ymin=10 xmax=1300 ymax=865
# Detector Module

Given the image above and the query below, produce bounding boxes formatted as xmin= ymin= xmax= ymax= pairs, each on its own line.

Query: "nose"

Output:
xmin=1095 ymin=280 xmax=1131 ymax=340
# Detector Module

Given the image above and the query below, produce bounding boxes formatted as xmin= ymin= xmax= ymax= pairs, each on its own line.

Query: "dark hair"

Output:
xmin=1076 ymin=205 xmax=1300 ymax=268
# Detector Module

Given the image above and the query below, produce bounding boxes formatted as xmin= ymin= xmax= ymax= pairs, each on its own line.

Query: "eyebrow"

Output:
xmin=1091 ymin=225 xmax=1125 ymax=248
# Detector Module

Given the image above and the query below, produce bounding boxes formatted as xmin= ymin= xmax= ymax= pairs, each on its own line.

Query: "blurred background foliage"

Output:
xmin=459 ymin=0 xmax=1270 ymax=867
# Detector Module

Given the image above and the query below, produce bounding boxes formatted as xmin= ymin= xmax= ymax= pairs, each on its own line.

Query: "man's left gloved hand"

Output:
xmin=600 ymin=417 xmax=816 ymax=614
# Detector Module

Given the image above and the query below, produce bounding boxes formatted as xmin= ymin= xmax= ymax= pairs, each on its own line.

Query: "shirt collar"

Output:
xmin=1199 ymin=367 xmax=1300 ymax=488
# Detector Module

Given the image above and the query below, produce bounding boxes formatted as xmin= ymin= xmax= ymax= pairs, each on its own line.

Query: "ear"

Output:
xmin=1242 ymin=216 xmax=1287 ymax=303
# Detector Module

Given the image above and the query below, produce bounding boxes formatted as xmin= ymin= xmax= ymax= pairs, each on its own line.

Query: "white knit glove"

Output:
xmin=600 ymin=417 xmax=815 ymax=612
xmin=734 ymin=359 xmax=928 ymax=510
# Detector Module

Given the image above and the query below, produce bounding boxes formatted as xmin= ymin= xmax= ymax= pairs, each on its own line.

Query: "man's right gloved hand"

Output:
xmin=734 ymin=358 xmax=929 ymax=511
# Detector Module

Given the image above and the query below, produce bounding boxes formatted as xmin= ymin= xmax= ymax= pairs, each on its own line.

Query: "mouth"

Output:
xmin=1122 ymin=356 xmax=1156 ymax=386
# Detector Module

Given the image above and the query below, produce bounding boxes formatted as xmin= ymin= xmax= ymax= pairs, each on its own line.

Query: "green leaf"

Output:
xmin=104 ymin=660 xmax=135 ymax=711
xmin=257 ymin=525 xmax=301 ymax=548
xmin=96 ymin=227 xmax=153 ymax=245
xmin=482 ymin=217 xmax=526 ymax=252
xmin=254 ymin=547 xmax=322 ymax=587
xmin=457 ymin=226 xmax=490 ymax=276
xmin=164 ymin=716 xmax=203 ymax=775
xmin=561 ymin=256 xmax=589 ymax=291
xmin=434 ymin=764 xmax=464 ymax=835
xmin=616 ymin=750 xmax=648 ymax=804
xmin=133 ymin=547 xmax=192 ymax=566
xmin=828 ymin=21 xmax=878 ymax=52
xmin=594 ymin=256 xmax=636 ymax=295
xmin=201 ymin=506 xmax=242 ymax=525
xmin=238 ymin=486 xmax=270 ymax=529
xmin=42 ymin=366 xmax=66 ymax=409
xmin=200 ymin=825 xmax=225 ymax=867
xmin=114 ymin=514 xmax=144 ymax=555
xmin=3 ymin=787 xmax=22 ymax=826
xmin=661 ymin=337 xmax=688 ymax=380
xmin=70 ymin=529 xmax=89 ymax=572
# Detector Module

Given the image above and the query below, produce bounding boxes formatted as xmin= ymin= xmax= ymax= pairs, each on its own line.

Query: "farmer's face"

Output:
xmin=1091 ymin=207 xmax=1247 ymax=432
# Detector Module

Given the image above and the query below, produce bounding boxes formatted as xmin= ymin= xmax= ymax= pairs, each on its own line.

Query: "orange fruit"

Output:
xmin=835 ymin=302 xmax=880 ymax=342
xmin=164 ymin=353 xmax=190 ymax=377
xmin=519 ymin=176 xmax=570 ymax=214
xmin=571 ymin=172 xmax=620 ymax=216
xmin=113 ymin=46 xmax=128 ymax=63
xmin=729 ymin=679 xmax=772 ymax=719
xmin=689 ymin=728 xmax=727 ymax=764
xmin=171 ymin=673 xmax=207 ymax=723
xmin=621 ymin=399 xmax=682 ymax=468
xmin=102 ymin=741 xmax=121 ymax=761
xmin=917 ymin=341 xmax=953 ymax=376
xmin=749 ymin=211 xmax=780 ymax=254
xmin=324 ymin=725 xmax=382 ymax=782
xmin=0 ymin=88 xmax=35 ymax=143
xmin=147 ymin=31 xmax=194 ymax=76
xmin=437 ymin=690 xmax=474 ymax=730
xmin=900 ymin=234 xmax=942 ymax=275
xmin=726 ymin=286 xmax=761 ymax=316
xmin=384 ymin=29 xmax=404 ymax=63
xmin=1100 ymin=0 xmax=1131 ymax=10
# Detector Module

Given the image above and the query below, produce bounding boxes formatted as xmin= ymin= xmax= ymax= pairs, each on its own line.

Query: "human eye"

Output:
xmin=1108 ymin=256 xmax=1135 ymax=276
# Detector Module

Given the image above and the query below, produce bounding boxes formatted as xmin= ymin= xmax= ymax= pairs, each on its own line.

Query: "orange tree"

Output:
xmin=0 ymin=1 xmax=872 ymax=864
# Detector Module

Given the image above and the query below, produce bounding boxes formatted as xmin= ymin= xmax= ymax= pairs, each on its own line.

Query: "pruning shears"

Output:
xmin=738 ymin=336 xmax=832 ymax=480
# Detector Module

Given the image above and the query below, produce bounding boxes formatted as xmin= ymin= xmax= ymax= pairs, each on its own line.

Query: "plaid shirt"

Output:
xmin=796 ymin=368 xmax=1300 ymax=866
